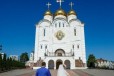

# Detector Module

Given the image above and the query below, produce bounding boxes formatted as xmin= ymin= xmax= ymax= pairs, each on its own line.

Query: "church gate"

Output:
xmin=56 ymin=59 xmax=63 ymax=69
xmin=48 ymin=60 xmax=54 ymax=69
xmin=64 ymin=60 xmax=70 ymax=69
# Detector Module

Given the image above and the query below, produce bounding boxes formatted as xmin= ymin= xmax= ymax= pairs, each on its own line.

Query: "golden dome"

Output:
xmin=44 ymin=10 xmax=52 ymax=16
xmin=55 ymin=9 xmax=66 ymax=16
xmin=68 ymin=10 xmax=76 ymax=16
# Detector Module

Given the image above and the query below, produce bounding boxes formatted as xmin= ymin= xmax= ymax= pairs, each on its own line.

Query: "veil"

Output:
xmin=57 ymin=64 xmax=67 ymax=76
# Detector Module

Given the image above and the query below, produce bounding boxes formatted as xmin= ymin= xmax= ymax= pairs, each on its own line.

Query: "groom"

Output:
xmin=35 ymin=62 xmax=51 ymax=76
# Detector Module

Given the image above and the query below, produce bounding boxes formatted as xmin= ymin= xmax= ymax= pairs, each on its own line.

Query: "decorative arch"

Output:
xmin=64 ymin=60 xmax=70 ymax=69
xmin=55 ymin=49 xmax=65 ymax=56
xmin=56 ymin=59 xmax=63 ymax=69
xmin=48 ymin=60 xmax=54 ymax=69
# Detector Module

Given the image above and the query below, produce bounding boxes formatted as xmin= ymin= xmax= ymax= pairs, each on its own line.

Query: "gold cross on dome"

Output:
xmin=46 ymin=2 xmax=51 ymax=10
xmin=69 ymin=2 xmax=74 ymax=9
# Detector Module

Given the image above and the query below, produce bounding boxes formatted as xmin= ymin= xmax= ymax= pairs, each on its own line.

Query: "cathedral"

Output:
xmin=33 ymin=1 xmax=86 ymax=69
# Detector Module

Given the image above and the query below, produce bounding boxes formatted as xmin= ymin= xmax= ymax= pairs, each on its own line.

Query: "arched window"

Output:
xmin=44 ymin=29 xmax=46 ymax=36
xmin=55 ymin=23 xmax=57 ymax=27
xmin=59 ymin=22 xmax=61 ymax=27
xmin=41 ymin=45 xmax=42 ymax=49
xmin=63 ymin=23 xmax=64 ymax=27
xmin=72 ymin=45 xmax=74 ymax=49
xmin=74 ymin=28 xmax=76 ymax=36
xmin=58 ymin=53 xmax=62 ymax=56
xmin=45 ymin=45 xmax=47 ymax=49
xmin=77 ymin=45 xmax=79 ymax=49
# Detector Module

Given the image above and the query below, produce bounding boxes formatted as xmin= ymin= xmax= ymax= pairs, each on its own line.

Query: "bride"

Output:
xmin=57 ymin=64 xmax=70 ymax=76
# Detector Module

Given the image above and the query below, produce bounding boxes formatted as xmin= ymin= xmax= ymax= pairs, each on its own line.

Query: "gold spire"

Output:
xmin=44 ymin=2 xmax=52 ymax=16
xmin=55 ymin=9 xmax=66 ymax=16
xmin=68 ymin=2 xmax=76 ymax=16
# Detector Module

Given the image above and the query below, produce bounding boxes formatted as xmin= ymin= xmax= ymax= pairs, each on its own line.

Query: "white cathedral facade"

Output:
xmin=33 ymin=2 xmax=86 ymax=69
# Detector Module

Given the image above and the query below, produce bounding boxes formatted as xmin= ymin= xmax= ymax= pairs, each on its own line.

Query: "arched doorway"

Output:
xmin=55 ymin=49 xmax=65 ymax=56
xmin=48 ymin=60 xmax=54 ymax=69
xmin=64 ymin=60 xmax=70 ymax=69
xmin=56 ymin=59 xmax=62 ymax=69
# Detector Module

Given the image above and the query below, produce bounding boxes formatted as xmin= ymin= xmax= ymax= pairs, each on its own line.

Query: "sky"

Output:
xmin=0 ymin=0 xmax=114 ymax=61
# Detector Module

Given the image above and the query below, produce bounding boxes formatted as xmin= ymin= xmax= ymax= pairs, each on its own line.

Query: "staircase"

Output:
xmin=34 ymin=60 xmax=43 ymax=67
xmin=75 ymin=59 xmax=84 ymax=67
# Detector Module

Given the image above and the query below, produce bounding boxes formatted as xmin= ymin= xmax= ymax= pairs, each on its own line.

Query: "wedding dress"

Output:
xmin=57 ymin=64 xmax=68 ymax=76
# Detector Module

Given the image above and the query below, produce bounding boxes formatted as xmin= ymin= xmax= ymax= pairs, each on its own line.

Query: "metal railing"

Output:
xmin=45 ymin=52 xmax=74 ymax=57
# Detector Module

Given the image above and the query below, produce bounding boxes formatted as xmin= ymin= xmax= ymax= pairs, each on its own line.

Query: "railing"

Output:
xmin=44 ymin=52 xmax=74 ymax=57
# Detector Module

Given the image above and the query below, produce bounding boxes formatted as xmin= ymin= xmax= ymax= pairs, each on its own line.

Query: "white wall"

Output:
xmin=34 ymin=14 xmax=86 ymax=69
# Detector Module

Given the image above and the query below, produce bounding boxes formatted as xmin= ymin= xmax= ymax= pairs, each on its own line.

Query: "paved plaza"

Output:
xmin=0 ymin=69 xmax=114 ymax=76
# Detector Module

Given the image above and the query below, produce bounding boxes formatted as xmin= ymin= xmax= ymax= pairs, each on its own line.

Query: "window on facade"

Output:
xmin=74 ymin=28 xmax=76 ymax=36
xmin=72 ymin=45 xmax=74 ymax=49
xmin=45 ymin=45 xmax=47 ymax=49
xmin=41 ymin=45 xmax=42 ymax=49
xmin=77 ymin=45 xmax=79 ymax=49
xmin=63 ymin=23 xmax=64 ymax=27
xmin=59 ymin=22 xmax=60 ymax=27
xmin=44 ymin=29 xmax=45 ymax=36
xmin=55 ymin=23 xmax=57 ymax=27
xmin=58 ymin=53 xmax=62 ymax=56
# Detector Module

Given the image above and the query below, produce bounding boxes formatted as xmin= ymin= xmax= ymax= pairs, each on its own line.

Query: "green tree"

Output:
xmin=6 ymin=57 xmax=10 ymax=70
xmin=2 ymin=53 xmax=7 ymax=70
xmin=0 ymin=53 xmax=26 ymax=72
xmin=0 ymin=54 xmax=2 ymax=71
xmin=20 ymin=52 xmax=29 ymax=63
xmin=87 ymin=54 xmax=96 ymax=68
xmin=9 ymin=57 xmax=12 ymax=69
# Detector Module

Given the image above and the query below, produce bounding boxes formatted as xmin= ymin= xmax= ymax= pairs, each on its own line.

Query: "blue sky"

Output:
xmin=0 ymin=0 xmax=114 ymax=61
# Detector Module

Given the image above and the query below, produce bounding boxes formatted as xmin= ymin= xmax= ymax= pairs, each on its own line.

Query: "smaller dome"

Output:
xmin=55 ymin=9 xmax=66 ymax=16
xmin=68 ymin=10 xmax=76 ymax=16
xmin=44 ymin=10 xmax=52 ymax=16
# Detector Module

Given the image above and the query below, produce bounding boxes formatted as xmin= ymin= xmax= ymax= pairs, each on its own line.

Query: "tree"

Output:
xmin=0 ymin=54 xmax=2 ymax=71
xmin=9 ymin=57 xmax=13 ymax=69
xmin=6 ymin=57 xmax=10 ymax=70
xmin=2 ymin=53 xmax=7 ymax=70
xmin=0 ymin=53 xmax=26 ymax=72
xmin=20 ymin=52 xmax=29 ymax=63
xmin=87 ymin=54 xmax=96 ymax=68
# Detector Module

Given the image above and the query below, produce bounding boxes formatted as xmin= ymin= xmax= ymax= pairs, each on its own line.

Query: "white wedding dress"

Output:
xmin=57 ymin=64 xmax=68 ymax=76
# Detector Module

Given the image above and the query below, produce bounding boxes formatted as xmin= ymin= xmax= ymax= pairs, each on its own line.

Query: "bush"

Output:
xmin=0 ymin=53 xmax=26 ymax=72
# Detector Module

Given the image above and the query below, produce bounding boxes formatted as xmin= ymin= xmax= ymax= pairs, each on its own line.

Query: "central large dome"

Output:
xmin=55 ymin=9 xmax=66 ymax=16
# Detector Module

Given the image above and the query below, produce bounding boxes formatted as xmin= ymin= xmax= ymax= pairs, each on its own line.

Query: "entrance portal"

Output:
xmin=48 ymin=60 xmax=54 ymax=69
xmin=64 ymin=60 xmax=70 ymax=69
xmin=56 ymin=59 xmax=62 ymax=69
